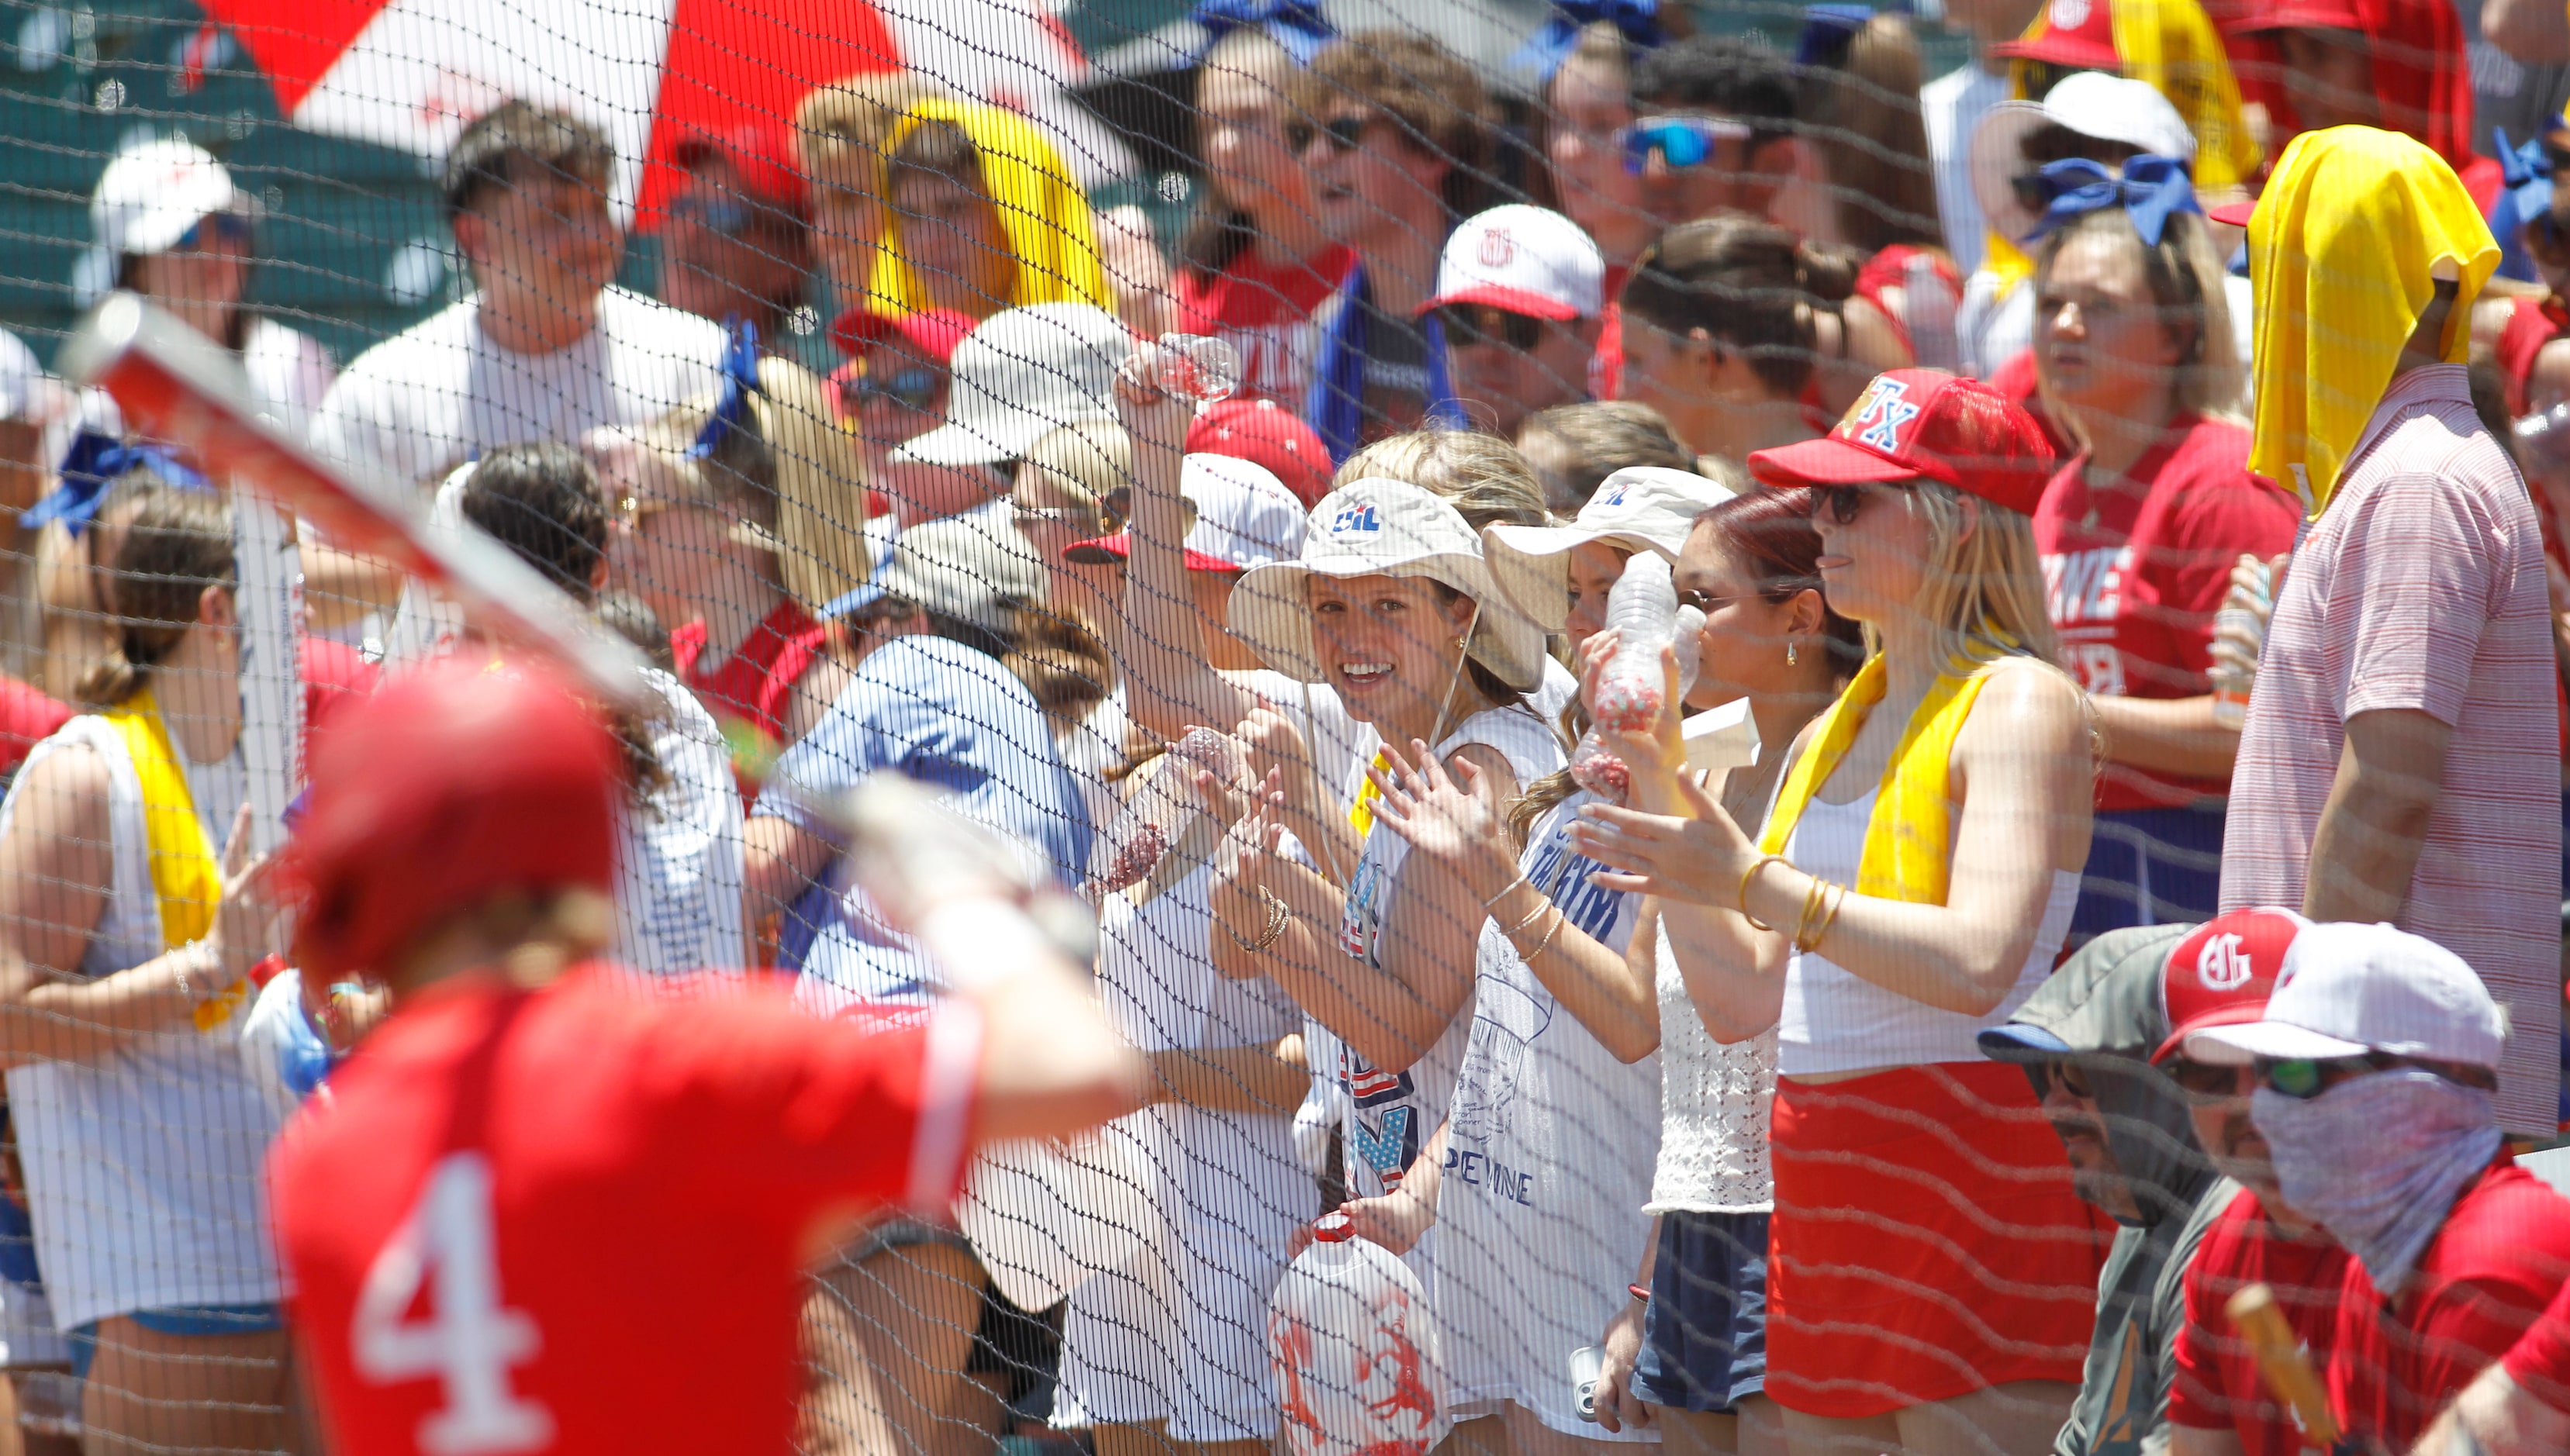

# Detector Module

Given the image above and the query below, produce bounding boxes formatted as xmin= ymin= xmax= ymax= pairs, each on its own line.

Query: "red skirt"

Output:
xmin=1765 ymin=1061 xmax=2112 ymax=1419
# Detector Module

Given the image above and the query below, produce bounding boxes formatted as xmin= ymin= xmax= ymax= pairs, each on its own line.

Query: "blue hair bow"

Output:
xmin=1192 ymin=0 xmax=1336 ymax=67
xmin=690 ymin=319 xmax=762 ymax=461
xmin=26 ymin=429 xmax=211 ymax=536
xmin=2024 ymin=154 xmax=2202 ymax=248
xmin=1508 ymin=0 xmax=1663 ymax=85
xmin=2492 ymin=128 xmax=2555 ymax=283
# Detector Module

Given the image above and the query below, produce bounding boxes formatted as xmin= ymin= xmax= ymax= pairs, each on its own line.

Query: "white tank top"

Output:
xmin=1774 ymin=786 xmax=2079 ymax=1076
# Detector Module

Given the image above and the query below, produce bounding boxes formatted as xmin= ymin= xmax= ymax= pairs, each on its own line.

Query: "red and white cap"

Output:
xmin=2181 ymin=921 xmax=2510 ymax=1071
xmin=1064 ymin=454 xmax=1308 ymax=573
xmin=1990 ymin=0 xmax=2120 ymax=68
xmin=1187 ymin=398 xmax=1333 ymax=508
xmin=2150 ymin=907 xmax=2309 ymax=1064
xmin=1422 ymin=205 xmax=1606 ymax=322
xmin=1746 ymin=368 xmax=2057 ymax=516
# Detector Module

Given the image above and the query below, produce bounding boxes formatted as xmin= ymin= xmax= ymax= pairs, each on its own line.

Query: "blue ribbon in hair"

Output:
xmin=690 ymin=318 xmax=762 ymax=460
xmin=1795 ymin=4 xmax=1876 ymax=66
xmin=2022 ymin=154 xmax=2202 ymax=248
xmin=1191 ymin=0 xmax=1337 ymax=67
xmin=2491 ymin=128 xmax=2555 ymax=283
xmin=1304 ymin=258 xmax=1464 ymax=468
xmin=1508 ymin=0 xmax=1664 ymax=84
xmin=26 ymin=429 xmax=211 ymax=536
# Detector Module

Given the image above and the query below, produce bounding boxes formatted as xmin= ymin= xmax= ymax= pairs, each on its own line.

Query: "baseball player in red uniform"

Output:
xmin=265 ymin=660 xmax=1145 ymax=1455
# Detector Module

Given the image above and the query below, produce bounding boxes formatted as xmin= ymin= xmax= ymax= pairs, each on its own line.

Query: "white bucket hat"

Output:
xmin=1228 ymin=478 xmax=1549 ymax=693
xmin=893 ymin=303 xmax=1130 ymax=468
xmin=1968 ymin=72 xmax=2197 ymax=244
xmin=1482 ymin=466 xmax=1741 ymax=631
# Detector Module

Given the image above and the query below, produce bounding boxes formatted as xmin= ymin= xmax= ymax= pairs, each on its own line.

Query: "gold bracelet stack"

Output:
xmin=1228 ymin=891 xmax=1293 ymax=954
xmin=1516 ymin=906 xmax=1566 ymax=961
xmin=1736 ymin=854 xmax=1791 ymax=932
xmin=1792 ymin=878 xmax=1848 ymax=954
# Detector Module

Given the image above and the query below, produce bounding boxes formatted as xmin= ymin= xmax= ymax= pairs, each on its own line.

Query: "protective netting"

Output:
xmin=0 ymin=0 xmax=2568 ymax=1454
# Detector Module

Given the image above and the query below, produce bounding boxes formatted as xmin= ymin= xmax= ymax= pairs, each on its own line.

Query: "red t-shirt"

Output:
xmin=268 ymin=967 xmax=981 ymax=1456
xmin=2502 ymin=1265 xmax=2570 ymax=1413
xmin=2171 ymin=1187 xmax=2351 ymax=1456
xmin=670 ymin=599 xmax=836 ymax=795
xmin=1592 ymin=264 xmax=1629 ymax=403
xmin=1853 ymin=243 xmax=1963 ymax=361
xmin=2032 ymin=414 xmax=2301 ymax=810
xmin=1173 ymin=243 xmax=1352 ymax=406
xmin=0 ymin=677 xmax=72 ymax=781
xmin=1987 ymin=349 xmax=2078 ymax=459
xmin=2326 ymin=1161 xmax=2570 ymax=1451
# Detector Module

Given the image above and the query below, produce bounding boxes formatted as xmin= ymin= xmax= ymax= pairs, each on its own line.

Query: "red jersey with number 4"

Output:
xmin=268 ymin=967 xmax=981 ymax=1456
xmin=2170 ymin=1186 xmax=2350 ymax=1456
xmin=2032 ymin=415 xmax=2300 ymax=810
xmin=2324 ymin=1161 xmax=2570 ymax=1451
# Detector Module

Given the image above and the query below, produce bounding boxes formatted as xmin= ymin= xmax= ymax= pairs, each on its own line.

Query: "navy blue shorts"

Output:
xmin=70 ymin=1305 xmax=284 ymax=1381
xmin=1629 ymin=1209 xmax=1767 ymax=1414
xmin=2069 ymin=804 xmax=2226 ymax=945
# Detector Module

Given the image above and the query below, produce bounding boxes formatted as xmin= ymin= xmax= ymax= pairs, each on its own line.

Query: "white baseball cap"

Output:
xmin=1969 ymin=72 xmax=2198 ymax=244
xmin=77 ymin=136 xmax=247 ymax=307
xmin=1422 ymin=205 xmax=1606 ymax=323
xmin=1482 ymin=466 xmax=1742 ymax=630
xmin=1228 ymin=478 xmax=1550 ymax=693
xmin=893 ymin=303 xmax=1131 ymax=468
xmin=861 ymin=503 xmax=1045 ymax=635
xmin=1062 ymin=454 xmax=1308 ymax=573
xmin=2181 ymin=921 xmax=2509 ymax=1071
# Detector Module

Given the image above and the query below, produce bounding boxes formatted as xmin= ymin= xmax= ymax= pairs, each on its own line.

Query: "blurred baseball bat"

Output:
xmin=2226 ymin=1281 xmax=2343 ymax=1447
xmin=57 ymin=292 xmax=651 ymax=709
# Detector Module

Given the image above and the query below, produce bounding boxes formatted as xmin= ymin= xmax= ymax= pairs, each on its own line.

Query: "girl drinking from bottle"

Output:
xmin=1574 ymin=369 xmax=2109 ymax=1456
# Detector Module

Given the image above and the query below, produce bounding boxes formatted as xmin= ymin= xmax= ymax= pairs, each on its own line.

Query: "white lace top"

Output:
xmin=1645 ymin=913 xmax=1777 ymax=1213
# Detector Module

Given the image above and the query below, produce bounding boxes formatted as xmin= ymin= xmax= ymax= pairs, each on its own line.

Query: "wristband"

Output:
xmin=1628 ymin=1282 xmax=1652 ymax=1302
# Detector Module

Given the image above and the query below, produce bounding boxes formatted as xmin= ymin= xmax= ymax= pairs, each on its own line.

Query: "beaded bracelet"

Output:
xmin=1481 ymin=869 xmax=1532 ymax=909
xmin=1497 ymin=893 xmax=1552 ymax=940
xmin=1516 ymin=906 xmax=1566 ymax=961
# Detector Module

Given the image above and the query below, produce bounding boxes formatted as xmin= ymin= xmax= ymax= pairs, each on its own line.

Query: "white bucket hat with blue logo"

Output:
xmin=1481 ymin=465 xmax=1741 ymax=631
xmin=1228 ymin=478 xmax=1549 ymax=693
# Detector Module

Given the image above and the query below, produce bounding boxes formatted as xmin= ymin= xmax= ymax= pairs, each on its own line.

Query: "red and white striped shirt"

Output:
xmin=2219 ymin=365 xmax=2562 ymax=1136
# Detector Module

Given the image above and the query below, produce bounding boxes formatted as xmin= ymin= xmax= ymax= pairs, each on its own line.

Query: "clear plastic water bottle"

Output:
xmin=1592 ymin=554 xmax=1678 ymax=730
xmin=1268 ymin=1213 xmax=1449 ymax=1456
xmin=1570 ymin=602 xmax=1701 ymax=804
xmin=1155 ymin=332 xmax=1243 ymax=403
xmin=2209 ymin=559 xmax=2272 ymax=730
xmin=1086 ymin=727 xmax=1244 ymax=895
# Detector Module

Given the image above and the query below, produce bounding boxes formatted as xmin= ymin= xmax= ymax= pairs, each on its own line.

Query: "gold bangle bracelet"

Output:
xmin=1791 ymin=874 xmax=1828 ymax=949
xmin=1803 ymin=881 xmax=1849 ymax=953
xmin=1515 ymin=906 xmax=1565 ymax=961
xmin=1737 ymin=854 xmax=1791 ymax=933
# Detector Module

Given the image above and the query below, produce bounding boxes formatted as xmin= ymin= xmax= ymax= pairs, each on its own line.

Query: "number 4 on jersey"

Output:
xmin=353 ymin=1151 xmax=554 ymax=1455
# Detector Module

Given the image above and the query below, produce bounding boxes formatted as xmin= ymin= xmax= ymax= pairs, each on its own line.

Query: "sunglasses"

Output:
xmin=174 ymin=211 xmax=254 ymax=252
xmin=1810 ymin=484 xmax=1871 ymax=525
xmin=2162 ymin=1057 xmax=2250 ymax=1102
xmin=1432 ymin=303 xmax=1545 ymax=352
xmin=1621 ymin=115 xmax=1754 ymax=177
xmin=2254 ymin=1051 xmax=2403 ymax=1100
xmin=1284 ymin=115 xmax=1372 ymax=157
xmin=849 ymin=367 xmax=942 ymax=413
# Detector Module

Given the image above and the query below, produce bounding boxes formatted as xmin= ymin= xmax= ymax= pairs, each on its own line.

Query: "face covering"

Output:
xmin=2251 ymin=1068 xmax=2500 ymax=1296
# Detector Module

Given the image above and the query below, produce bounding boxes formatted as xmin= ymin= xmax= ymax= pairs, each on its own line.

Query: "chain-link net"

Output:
xmin=0 ymin=0 xmax=2565 ymax=1454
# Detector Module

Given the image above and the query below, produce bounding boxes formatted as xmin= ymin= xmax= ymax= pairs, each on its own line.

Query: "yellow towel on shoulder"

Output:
xmin=1758 ymin=655 xmax=1998 ymax=906
xmin=101 ymin=688 xmax=219 ymax=952
xmin=2246 ymin=126 xmax=2498 ymax=519
xmin=866 ymin=98 xmax=1111 ymax=316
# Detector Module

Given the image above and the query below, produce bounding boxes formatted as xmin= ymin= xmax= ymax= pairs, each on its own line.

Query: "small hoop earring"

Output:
xmin=1786 ymin=640 xmax=1799 ymax=668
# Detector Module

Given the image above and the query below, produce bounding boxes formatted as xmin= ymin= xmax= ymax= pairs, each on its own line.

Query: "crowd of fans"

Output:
xmin=12 ymin=0 xmax=2570 ymax=1453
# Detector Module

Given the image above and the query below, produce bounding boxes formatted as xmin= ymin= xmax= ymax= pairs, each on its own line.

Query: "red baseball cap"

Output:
xmin=2206 ymin=197 xmax=2258 ymax=227
xmin=285 ymin=660 xmax=621 ymax=982
xmin=832 ymin=308 xmax=975 ymax=367
xmin=672 ymin=119 xmax=809 ymax=222
xmin=1185 ymin=398 xmax=1334 ymax=508
xmin=1990 ymin=0 xmax=2120 ymax=67
xmin=2218 ymin=0 xmax=2363 ymax=34
xmin=2150 ymin=907 xmax=2310 ymax=1064
xmin=1746 ymin=369 xmax=2057 ymax=516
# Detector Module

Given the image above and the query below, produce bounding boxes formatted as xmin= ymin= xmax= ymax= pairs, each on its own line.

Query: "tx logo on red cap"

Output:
xmin=2050 ymin=0 xmax=2092 ymax=29
xmin=1478 ymin=229 xmax=1517 ymax=268
xmin=1843 ymin=377 xmax=1921 ymax=454
xmin=2196 ymin=933 xmax=2255 ymax=992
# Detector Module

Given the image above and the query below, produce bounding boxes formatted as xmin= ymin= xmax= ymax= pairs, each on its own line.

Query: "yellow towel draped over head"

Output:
xmin=2245 ymin=126 xmax=2497 ymax=519
xmin=865 ymin=98 xmax=1112 ymax=316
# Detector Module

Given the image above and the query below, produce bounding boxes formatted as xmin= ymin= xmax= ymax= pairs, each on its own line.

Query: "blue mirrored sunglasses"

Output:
xmin=1621 ymin=115 xmax=1754 ymax=176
